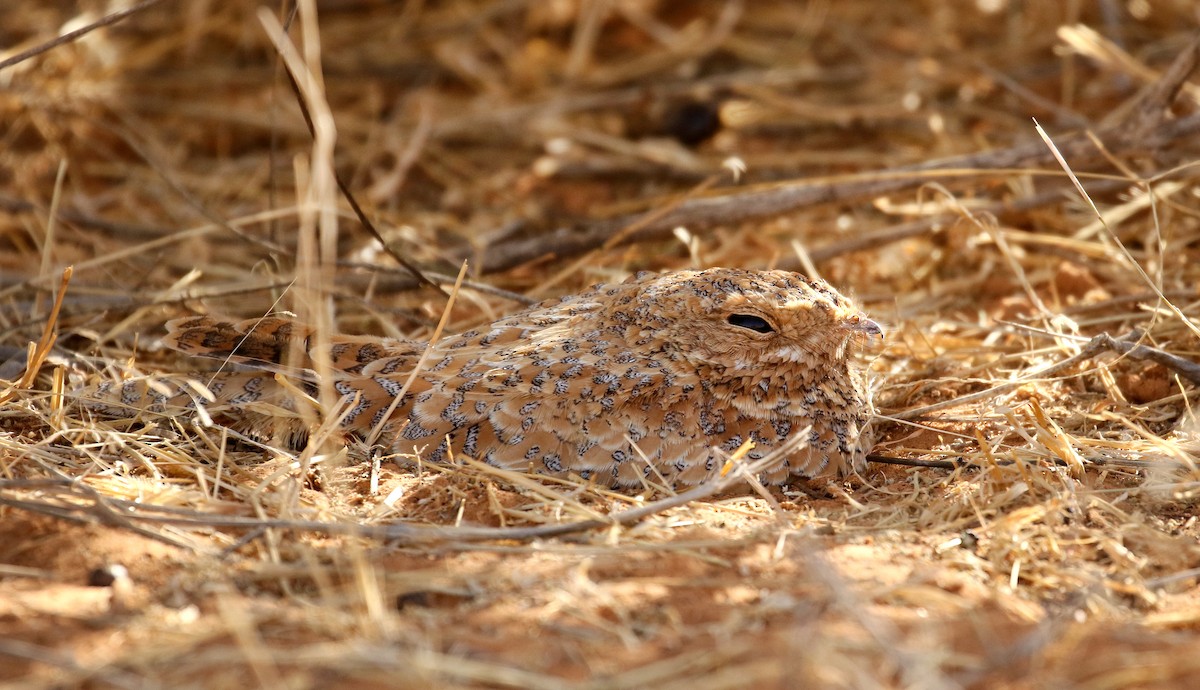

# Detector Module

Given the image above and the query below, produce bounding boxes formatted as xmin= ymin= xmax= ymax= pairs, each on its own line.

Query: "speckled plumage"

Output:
xmin=91 ymin=268 xmax=881 ymax=488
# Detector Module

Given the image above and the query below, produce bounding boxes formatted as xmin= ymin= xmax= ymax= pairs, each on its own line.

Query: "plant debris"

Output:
xmin=2 ymin=2 xmax=1200 ymax=688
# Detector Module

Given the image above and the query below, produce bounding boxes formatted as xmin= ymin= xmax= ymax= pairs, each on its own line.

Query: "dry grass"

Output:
xmin=3 ymin=1 xmax=1200 ymax=688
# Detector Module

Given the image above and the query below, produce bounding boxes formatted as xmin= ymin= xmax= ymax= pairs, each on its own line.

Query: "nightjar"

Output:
xmin=84 ymin=268 xmax=881 ymax=488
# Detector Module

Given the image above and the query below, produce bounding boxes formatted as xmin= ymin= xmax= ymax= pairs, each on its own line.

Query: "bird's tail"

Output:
xmin=72 ymin=370 xmax=310 ymax=442
xmin=74 ymin=314 xmax=426 ymax=442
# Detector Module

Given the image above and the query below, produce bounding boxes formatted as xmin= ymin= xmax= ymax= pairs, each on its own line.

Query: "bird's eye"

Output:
xmin=726 ymin=314 xmax=774 ymax=334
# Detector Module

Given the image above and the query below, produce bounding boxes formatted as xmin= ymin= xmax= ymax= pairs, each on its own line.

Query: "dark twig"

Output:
xmin=866 ymin=454 xmax=958 ymax=470
xmin=890 ymin=329 xmax=1198 ymax=422
xmin=797 ymin=177 xmax=1135 ymax=267
xmin=276 ymin=3 xmax=449 ymax=300
xmin=468 ymin=32 xmax=1200 ymax=273
xmin=106 ymin=118 xmax=290 ymax=256
xmin=0 ymin=449 xmax=795 ymax=546
xmin=0 ymin=639 xmax=150 ymax=690
xmin=1091 ymin=329 xmax=1200 ymax=385
xmin=1099 ymin=31 xmax=1200 ymax=134
xmin=472 ymin=111 xmax=1200 ymax=273
xmin=0 ymin=0 xmax=171 ymax=73
xmin=867 ymin=451 xmax=1164 ymax=472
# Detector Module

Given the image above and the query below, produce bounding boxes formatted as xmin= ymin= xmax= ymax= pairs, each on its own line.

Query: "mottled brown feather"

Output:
xmin=86 ymin=269 xmax=880 ymax=488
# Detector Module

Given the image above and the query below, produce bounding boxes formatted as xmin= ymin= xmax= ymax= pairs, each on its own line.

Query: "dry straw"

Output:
xmin=2 ymin=2 xmax=1200 ymax=688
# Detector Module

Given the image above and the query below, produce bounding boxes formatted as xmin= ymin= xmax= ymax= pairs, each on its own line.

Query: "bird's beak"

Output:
xmin=849 ymin=314 xmax=884 ymax=340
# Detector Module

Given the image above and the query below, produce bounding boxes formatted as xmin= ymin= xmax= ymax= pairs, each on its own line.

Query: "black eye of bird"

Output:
xmin=726 ymin=314 xmax=775 ymax=334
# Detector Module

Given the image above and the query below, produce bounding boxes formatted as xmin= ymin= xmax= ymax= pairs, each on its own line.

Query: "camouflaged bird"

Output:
xmin=86 ymin=268 xmax=881 ymax=488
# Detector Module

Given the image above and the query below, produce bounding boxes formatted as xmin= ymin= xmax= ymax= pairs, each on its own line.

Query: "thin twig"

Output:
xmin=275 ymin=2 xmax=448 ymax=299
xmin=470 ymin=110 xmax=1200 ymax=272
xmin=866 ymin=454 xmax=957 ymax=470
xmin=1091 ymin=330 xmax=1200 ymax=385
xmin=0 ymin=440 xmax=809 ymax=546
xmin=469 ymin=34 xmax=1200 ymax=275
xmin=0 ymin=639 xmax=150 ymax=690
xmin=887 ymin=330 xmax=1187 ymax=421
xmin=0 ymin=0 xmax=171 ymax=73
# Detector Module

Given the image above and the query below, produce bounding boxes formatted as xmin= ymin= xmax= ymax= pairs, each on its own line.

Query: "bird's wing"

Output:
xmin=164 ymin=315 xmax=424 ymax=374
